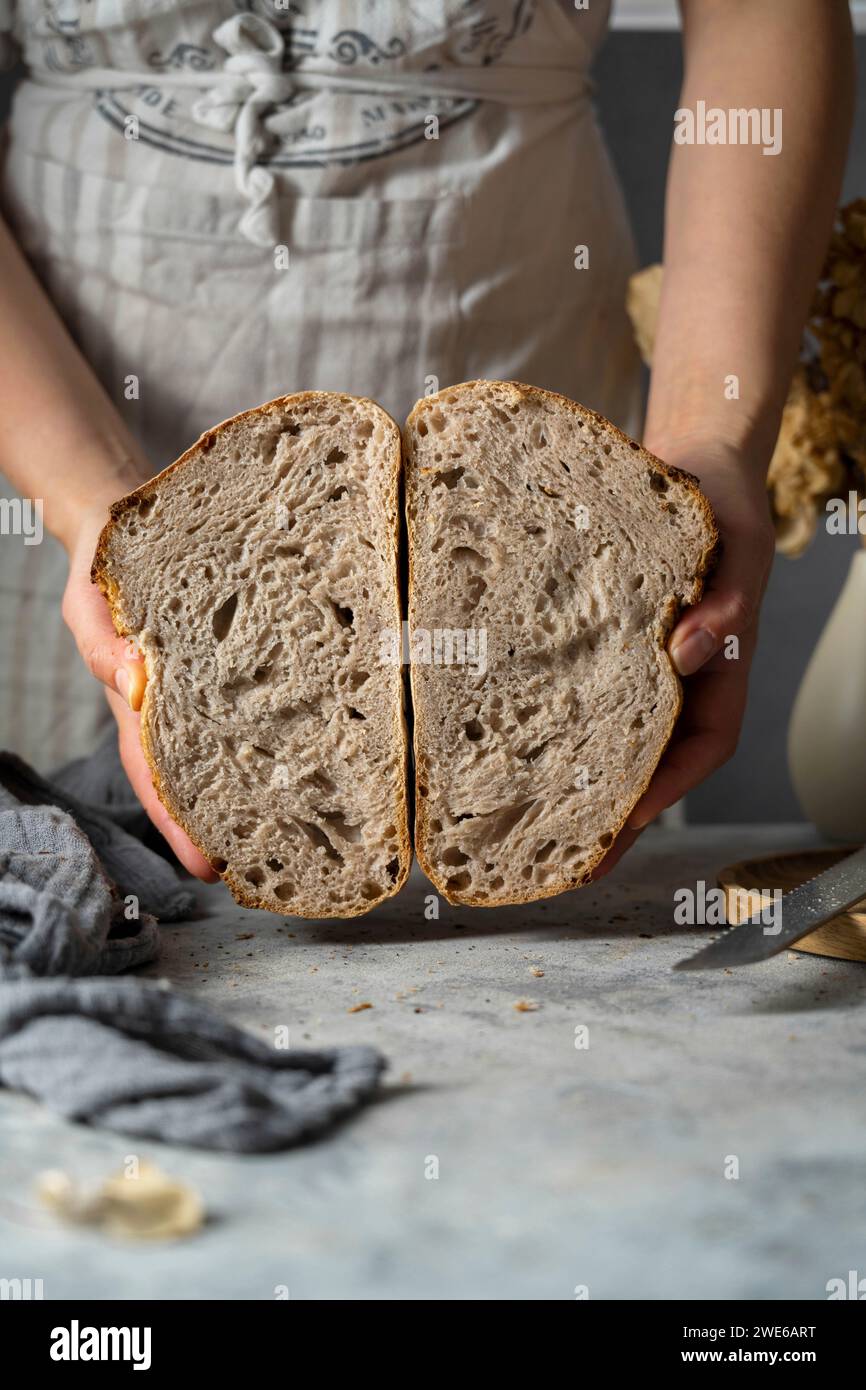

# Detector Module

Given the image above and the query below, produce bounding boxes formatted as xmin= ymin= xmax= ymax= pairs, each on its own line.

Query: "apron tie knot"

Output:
xmin=191 ymin=14 xmax=295 ymax=247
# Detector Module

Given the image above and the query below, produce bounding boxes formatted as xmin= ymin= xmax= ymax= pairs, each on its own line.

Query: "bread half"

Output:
xmin=404 ymin=380 xmax=717 ymax=907
xmin=93 ymin=393 xmax=411 ymax=918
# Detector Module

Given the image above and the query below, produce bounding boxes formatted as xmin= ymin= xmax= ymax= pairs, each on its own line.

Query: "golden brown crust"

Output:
xmin=405 ymin=379 xmax=719 ymax=908
xmin=92 ymin=392 xmax=412 ymax=919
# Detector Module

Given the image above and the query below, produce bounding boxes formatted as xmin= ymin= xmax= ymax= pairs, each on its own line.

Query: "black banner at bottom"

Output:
xmin=7 ymin=1297 xmax=862 ymax=1373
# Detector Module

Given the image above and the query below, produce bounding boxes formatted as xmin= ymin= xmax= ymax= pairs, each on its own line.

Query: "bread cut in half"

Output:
xmin=93 ymin=393 xmax=411 ymax=918
xmin=404 ymin=380 xmax=717 ymax=907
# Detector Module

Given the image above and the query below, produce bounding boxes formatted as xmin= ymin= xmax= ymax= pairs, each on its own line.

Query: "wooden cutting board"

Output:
xmin=718 ymin=847 xmax=866 ymax=962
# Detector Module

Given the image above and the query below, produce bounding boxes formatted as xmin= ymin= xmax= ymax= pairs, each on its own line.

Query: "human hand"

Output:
xmin=62 ymin=503 xmax=218 ymax=881
xmin=592 ymin=443 xmax=775 ymax=881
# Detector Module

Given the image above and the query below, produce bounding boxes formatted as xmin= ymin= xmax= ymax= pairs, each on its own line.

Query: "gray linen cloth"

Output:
xmin=0 ymin=733 xmax=385 ymax=1151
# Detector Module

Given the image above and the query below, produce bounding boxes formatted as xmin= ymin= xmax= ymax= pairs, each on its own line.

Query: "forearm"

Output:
xmin=0 ymin=213 xmax=145 ymax=549
xmin=645 ymin=0 xmax=855 ymax=472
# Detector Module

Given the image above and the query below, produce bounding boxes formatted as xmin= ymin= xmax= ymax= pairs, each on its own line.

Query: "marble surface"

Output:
xmin=2 ymin=823 xmax=865 ymax=1301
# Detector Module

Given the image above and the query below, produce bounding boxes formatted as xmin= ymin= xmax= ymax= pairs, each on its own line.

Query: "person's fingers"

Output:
xmin=106 ymin=688 xmax=218 ymax=881
xmin=627 ymin=651 xmax=752 ymax=829
xmin=62 ymin=574 xmax=146 ymax=708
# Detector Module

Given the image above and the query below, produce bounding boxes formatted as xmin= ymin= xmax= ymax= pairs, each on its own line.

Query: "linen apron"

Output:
xmin=0 ymin=0 xmax=640 ymax=769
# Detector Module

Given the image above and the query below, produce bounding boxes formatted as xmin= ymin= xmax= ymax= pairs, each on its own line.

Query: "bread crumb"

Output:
xmin=235 ymin=933 xmax=255 ymax=941
xmin=347 ymin=1001 xmax=373 ymax=1013
xmin=514 ymin=999 xmax=540 ymax=1012
xmin=529 ymin=966 xmax=544 ymax=978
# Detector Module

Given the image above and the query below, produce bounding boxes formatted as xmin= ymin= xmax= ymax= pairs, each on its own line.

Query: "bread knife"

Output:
xmin=674 ymin=844 xmax=866 ymax=971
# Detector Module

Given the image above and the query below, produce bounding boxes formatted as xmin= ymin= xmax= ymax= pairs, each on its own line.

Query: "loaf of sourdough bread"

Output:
xmin=404 ymin=380 xmax=717 ymax=907
xmin=92 ymin=393 xmax=411 ymax=918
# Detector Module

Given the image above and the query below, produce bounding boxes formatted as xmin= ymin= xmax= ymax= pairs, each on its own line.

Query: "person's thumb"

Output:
xmin=668 ymin=520 xmax=773 ymax=677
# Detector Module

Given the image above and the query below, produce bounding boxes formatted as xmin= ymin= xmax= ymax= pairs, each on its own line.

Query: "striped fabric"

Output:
xmin=0 ymin=0 xmax=640 ymax=769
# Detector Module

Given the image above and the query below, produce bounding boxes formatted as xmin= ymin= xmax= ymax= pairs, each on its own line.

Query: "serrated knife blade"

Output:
xmin=674 ymin=844 xmax=866 ymax=971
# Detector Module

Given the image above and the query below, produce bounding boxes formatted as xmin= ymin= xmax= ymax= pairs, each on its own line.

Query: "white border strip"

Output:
xmin=610 ymin=1 xmax=866 ymax=33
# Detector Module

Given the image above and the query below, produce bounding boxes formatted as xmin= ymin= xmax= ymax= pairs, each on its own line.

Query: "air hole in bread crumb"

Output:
xmin=464 ymin=719 xmax=484 ymax=741
xmin=330 ymin=600 xmax=354 ymax=629
xmin=451 ymin=546 xmax=489 ymax=568
xmin=517 ymin=704 xmax=540 ymax=724
xmin=489 ymin=875 xmax=504 ymax=891
xmin=631 ymin=574 xmax=645 ymax=589
xmin=212 ymin=592 xmax=239 ymax=641
xmin=442 ymin=846 xmax=470 ymax=867
xmin=347 ymin=706 xmax=365 ymax=720
xmin=298 ymin=822 xmax=344 ymax=863
xmin=211 ymin=858 xmax=228 ymax=873
xmin=329 ymin=485 xmax=348 ymax=502
xmin=465 ymin=575 xmax=487 ymax=607
xmin=598 ymin=832 xmax=613 ymax=848
xmin=446 ymin=871 xmax=472 ymax=891
xmin=433 ymin=466 xmax=464 ymax=489
xmin=266 ymin=857 xmax=284 ymax=872
xmin=386 ymin=858 xmax=400 ymax=882
xmin=428 ymin=409 xmax=446 ymax=432
xmin=417 ymin=420 xmax=428 ymax=436
xmin=534 ymin=840 xmax=557 ymax=863
xmin=245 ymin=867 xmax=264 ymax=885
xmin=274 ymin=882 xmax=296 ymax=901
xmin=361 ymin=881 xmax=383 ymax=900
xmin=325 ymin=447 xmax=347 ymax=464
xmin=649 ymin=471 xmax=669 ymax=492
xmin=234 ymin=824 xmax=253 ymax=839
xmin=319 ymin=810 xmax=362 ymax=843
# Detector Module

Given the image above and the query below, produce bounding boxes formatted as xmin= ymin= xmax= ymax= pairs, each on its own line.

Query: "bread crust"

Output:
xmin=404 ymin=379 xmax=719 ymax=908
xmin=92 ymin=392 xmax=412 ymax=919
